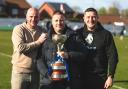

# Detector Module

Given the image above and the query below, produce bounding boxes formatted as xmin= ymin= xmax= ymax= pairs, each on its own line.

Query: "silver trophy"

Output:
xmin=51 ymin=34 xmax=68 ymax=81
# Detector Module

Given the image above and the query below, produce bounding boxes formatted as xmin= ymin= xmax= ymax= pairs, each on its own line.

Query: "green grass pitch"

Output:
xmin=0 ymin=31 xmax=128 ymax=89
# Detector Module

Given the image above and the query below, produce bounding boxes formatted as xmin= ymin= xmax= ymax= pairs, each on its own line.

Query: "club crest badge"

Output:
xmin=85 ymin=33 xmax=93 ymax=44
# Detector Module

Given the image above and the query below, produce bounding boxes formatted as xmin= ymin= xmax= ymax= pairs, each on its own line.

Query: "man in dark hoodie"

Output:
xmin=77 ymin=7 xmax=118 ymax=89
xmin=37 ymin=11 xmax=88 ymax=89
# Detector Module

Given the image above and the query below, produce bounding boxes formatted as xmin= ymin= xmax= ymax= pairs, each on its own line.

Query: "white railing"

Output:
xmin=0 ymin=18 xmax=25 ymax=27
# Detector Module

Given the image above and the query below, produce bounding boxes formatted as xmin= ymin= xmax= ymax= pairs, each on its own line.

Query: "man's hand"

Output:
xmin=36 ymin=33 xmax=47 ymax=44
xmin=57 ymin=51 xmax=68 ymax=59
xmin=104 ymin=76 xmax=113 ymax=89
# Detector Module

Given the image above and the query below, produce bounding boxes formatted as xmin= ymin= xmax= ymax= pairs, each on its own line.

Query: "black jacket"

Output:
xmin=77 ymin=22 xmax=118 ymax=79
xmin=37 ymin=23 xmax=88 ymax=84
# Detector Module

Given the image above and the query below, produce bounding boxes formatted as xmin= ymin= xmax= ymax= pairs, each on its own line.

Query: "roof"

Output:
xmin=6 ymin=0 xmax=31 ymax=8
xmin=40 ymin=2 xmax=74 ymax=13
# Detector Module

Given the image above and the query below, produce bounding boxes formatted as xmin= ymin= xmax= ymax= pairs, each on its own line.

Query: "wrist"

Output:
xmin=108 ymin=75 xmax=113 ymax=79
xmin=35 ymin=40 xmax=41 ymax=45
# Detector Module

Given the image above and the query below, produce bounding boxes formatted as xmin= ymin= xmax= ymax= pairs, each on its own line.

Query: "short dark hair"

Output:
xmin=84 ymin=7 xmax=98 ymax=15
xmin=52 ymin=10 xmax=65 ymax=16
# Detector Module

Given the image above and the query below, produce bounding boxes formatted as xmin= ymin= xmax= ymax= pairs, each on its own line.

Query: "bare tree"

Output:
xmin=121 ymin=9 xmax=128 ymax=17
xmin=108 ymin=6 xmax=120 ymax=15
xmin=98 ymin=7 xmax=107 ymax=15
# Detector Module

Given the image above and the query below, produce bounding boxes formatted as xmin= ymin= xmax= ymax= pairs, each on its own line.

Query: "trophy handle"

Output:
xmin=57 ymin=43 xmax=64 ymax=52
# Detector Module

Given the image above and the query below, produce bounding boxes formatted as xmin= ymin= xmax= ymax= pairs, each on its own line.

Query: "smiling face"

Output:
xmin=26 ymin=8 xmax=40 ymax=29
xmin=83 ymin=10 xmax=98 ymax=31
xmin=52 ymin=12 xmax=65 ymax=34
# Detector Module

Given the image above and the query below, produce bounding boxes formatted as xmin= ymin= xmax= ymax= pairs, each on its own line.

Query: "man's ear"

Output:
xmin=25 ymin=20 xmax=27 ymax=24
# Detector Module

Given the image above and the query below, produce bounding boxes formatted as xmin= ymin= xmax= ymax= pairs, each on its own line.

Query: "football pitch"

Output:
xmin=0 ymin=31 xmax=128 ymax=89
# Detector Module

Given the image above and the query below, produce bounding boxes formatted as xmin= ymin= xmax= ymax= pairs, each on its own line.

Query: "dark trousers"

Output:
xmin=82 ymin=74 xmax=106 ymax=89
xmin=40 ymin=80 xmax=68 ymax=89
xmin=68 ymin=78 xmax=82 ymax=89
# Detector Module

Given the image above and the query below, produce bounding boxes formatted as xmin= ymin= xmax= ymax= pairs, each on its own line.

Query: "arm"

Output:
xmin=37 ymin=57 xmax=49 ymax=77
xmin=57 ymin=51 xmax=87 ymax=61
xmin=68 ymin=51 xmax=88 ymax=61
xmin=37 ymin=45 xmax=49 ymax=76
xmin=58 ymin=32 xmax=88 ymax=61
xmin=104 ymin=32 xmax=118 ymax=89
xmin=106 ymin=33 xmax=118 ymax=78
xmin=12 ymin=25 xmax=47 ymax=53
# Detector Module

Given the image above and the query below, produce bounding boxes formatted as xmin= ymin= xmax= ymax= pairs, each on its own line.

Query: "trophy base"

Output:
xmin=51 ymin=73 xmax=68 ymax=81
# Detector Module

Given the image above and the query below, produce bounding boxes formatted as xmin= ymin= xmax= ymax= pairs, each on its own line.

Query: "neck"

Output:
xmin=26 ymin=23 xmax=35 ymax=30
xmin=87 ymin=27 xmax=95 ymax=31
xmin=55 ymin=30 xmax=63 ymax=34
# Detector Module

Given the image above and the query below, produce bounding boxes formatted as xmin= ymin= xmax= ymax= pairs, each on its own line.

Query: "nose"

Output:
xmin=32 ymin=17 xmax=36 ymax=21
xmin=57 ymin=20 xmax=61 ymax=24
xmin=89 ymin=17 xmax=93 ymax=21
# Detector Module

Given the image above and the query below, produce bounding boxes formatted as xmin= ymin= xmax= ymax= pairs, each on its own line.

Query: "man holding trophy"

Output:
xmin=37 ymin=11 xmax=88 ymax=89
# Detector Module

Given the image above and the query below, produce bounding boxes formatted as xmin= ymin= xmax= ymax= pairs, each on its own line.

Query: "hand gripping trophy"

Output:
xmin=50 ymin=34 xmax=69 ymax=81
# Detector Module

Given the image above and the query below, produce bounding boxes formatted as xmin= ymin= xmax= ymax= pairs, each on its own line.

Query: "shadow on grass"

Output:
xmin=114 ymin=80 xmax=128 ymax=83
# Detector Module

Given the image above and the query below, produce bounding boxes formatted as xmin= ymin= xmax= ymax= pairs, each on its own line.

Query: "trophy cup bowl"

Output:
xmin=52 ymin=34 xmax=67 ymax=51
xmin=51 ymin=34 xmax=68 ymax=81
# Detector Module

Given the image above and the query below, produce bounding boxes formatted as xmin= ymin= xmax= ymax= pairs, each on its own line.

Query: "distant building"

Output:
xmin=99 ymin=15 xmax=122 ymax=24
xmin=0 ymin=0 xmax=6 ymax=17
xmin=39 ymin=2 xmax=74 ymax=20
xmin=0 ymin=0 xmax=31 ymax=18
xmin=99 ymin=15 xmax=128 ymax=25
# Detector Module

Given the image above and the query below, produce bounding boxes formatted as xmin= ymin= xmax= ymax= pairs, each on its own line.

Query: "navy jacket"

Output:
xmin=37 ymin=23 xmax=88 ymax=84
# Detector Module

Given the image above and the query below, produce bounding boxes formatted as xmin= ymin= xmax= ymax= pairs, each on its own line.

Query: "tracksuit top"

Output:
xmin=77 ymin=22 xmax=118 ymax=79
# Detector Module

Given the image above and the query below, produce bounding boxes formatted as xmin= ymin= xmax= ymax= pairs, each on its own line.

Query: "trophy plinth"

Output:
xmin=51 ymin=59 xmax=68 ymax=81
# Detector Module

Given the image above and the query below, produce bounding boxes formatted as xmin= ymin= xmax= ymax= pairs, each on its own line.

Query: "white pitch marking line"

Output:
xmin=0 ymin=52 xmax=11 ymax=58
xmin=113 ymin=85 xmax=126 ymax=89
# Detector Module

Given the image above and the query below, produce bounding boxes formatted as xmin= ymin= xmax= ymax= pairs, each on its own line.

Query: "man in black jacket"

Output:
xmin=78 ymin=7 xmax=118 ymax=89
xmin=37 ymin=11 xmax=88 ymax=89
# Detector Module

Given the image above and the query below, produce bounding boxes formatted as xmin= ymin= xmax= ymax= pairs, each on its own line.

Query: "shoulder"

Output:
xmin=97 ymin=22 xmax=112 ymax=36
xmin=36 ymin=25 xmax=46 ymax=33
xmin=101 ymin=27 xmax=112 ymax=37
xmin=65 ymin=25 xmax=75 ymax=36
xmin=13 ymin=23 xmax=25 ymax=33
xmin=98 ymin=26 xmax=114 ymax=41
xmin=73 ymin=27 xmax=84 ymax=36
